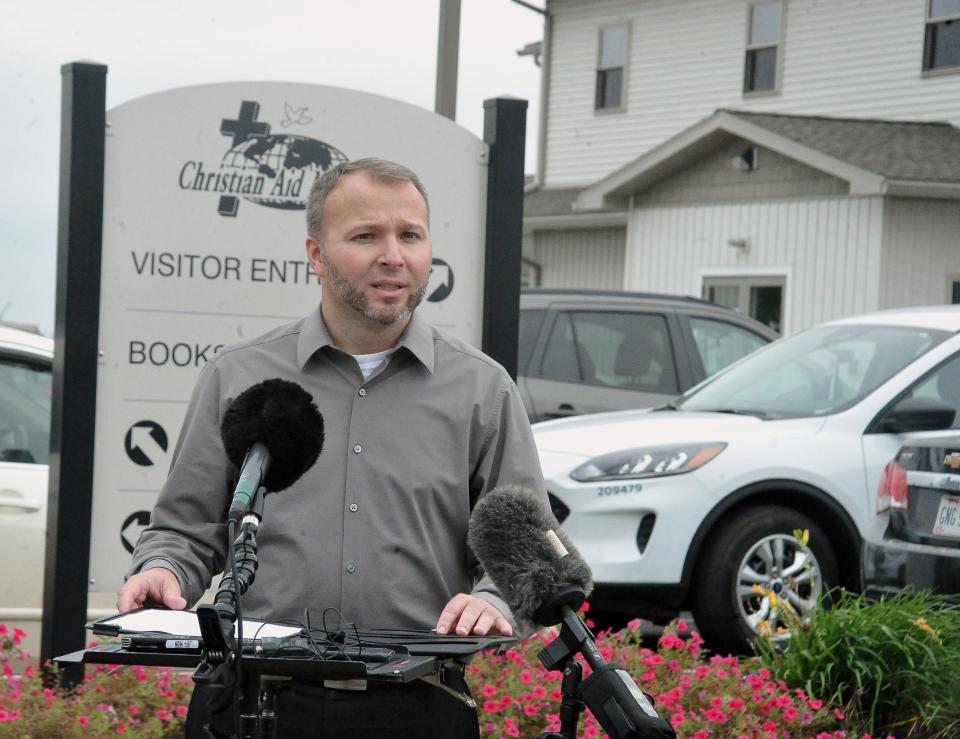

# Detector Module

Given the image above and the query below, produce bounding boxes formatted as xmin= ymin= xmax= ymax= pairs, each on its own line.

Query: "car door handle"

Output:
xmin=544 ymin=404 xmax=578 ymax=419
xmin=0 ymin=491 xmax=41 ymax=513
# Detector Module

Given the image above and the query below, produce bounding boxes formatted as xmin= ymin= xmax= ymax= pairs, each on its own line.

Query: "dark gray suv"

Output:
xmin=518 ymin=289 xmax=779 ymax=423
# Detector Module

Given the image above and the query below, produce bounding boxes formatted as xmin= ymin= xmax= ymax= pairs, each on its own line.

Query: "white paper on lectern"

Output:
xmin=95 ymin=609 xmax=302 ymax=639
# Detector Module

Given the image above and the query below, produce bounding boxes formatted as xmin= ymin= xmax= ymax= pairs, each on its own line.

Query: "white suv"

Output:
xmin=0 ymin=325 xmax=53 ymax=644
xmin=534 ymin=307 xmax=960 ymax=654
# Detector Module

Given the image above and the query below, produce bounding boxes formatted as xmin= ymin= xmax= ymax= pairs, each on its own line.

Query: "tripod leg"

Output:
xmin=557 ymin=659 xmax=584 ymax=739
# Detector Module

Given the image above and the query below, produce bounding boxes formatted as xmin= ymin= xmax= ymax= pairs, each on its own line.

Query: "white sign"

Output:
xmin=89 ymin=82 xmax=488 ymax=590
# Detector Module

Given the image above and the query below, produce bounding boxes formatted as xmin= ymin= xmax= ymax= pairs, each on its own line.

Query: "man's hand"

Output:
xmin=435 ymin=594 xmax=512 ymax=637
xmin=116 ymin=567 xmax=187 ymax=613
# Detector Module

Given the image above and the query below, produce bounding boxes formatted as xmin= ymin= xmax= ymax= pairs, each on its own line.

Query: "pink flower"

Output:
xmin=834 ymin=708 xmax=846 ymax=720
xmin=784 ymin=705 xmax=799 ymax=721
xmin=504 ymin=725 xmax=520 ymax=737
xmin=626 ymin=618 xmax=642 ymax=630
xmin=482 ymin=700 xmax=499 ymax=713
xmin=176 ymin=705 xmax=189 ymax=718
xmin=693 ymin=731 xmax=710 ymax=739
xmin=0 ymin=624 xmax=8 ymax=636
xmin=670 ymin=711 xmax=686 ymax=728
xmin=156 ymin=709 xmax=170 ymax=721
xmin=0 ymin=711 xmax=8 ymax=722
xmin=705 ymin=708 xmax=728 ymax=723
xmin=728 ymin=698 xmax=746 ymax=711
xmin=550 ymin=687 xmax=562 ymax=701
xmin=676 ymin=618 xmax=688 ymax=632
xmin=519 ymin=670 xmax=533 ymax=684
xmin=482 ymin=683 xmax=497 ymax=697
xmin=128 ymin=705 xmax=141 ymax=715
xmin=533 ymin=685 xmax=547 ymax=699
xmin=808 ymin=699 xmax=823 ymax=709
xmin=78 ymin=716 xmax=90 ymax=727
xmin=523 ymin=703 xmax=539 ymax=716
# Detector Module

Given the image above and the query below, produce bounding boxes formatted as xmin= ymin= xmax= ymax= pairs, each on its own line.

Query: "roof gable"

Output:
xmin=577 ymin=110 xmax=960 ymax=209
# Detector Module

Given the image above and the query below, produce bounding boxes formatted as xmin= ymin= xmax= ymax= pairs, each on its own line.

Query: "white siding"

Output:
xmin=879 ymin=198 xmax=960 ymax=308
xmin=533 ymin=227 xmax=626 ymax=288
xmin=624 ymin=196 xmax=885 ymax=332
xmin=545 ymin=0 xmax=960 ymax=186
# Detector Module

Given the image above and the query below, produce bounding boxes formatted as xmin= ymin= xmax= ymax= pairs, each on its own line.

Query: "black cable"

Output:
xmin=227 ymin=518 xmax=242 ymax=739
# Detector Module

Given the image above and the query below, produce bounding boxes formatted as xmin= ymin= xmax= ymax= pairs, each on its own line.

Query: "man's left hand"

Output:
xmin=435 ymin=594 xmax=512 ymax=636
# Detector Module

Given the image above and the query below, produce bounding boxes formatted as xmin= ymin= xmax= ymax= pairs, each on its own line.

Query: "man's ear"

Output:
xmin=306 ymin=236 xmax=324 ymax=279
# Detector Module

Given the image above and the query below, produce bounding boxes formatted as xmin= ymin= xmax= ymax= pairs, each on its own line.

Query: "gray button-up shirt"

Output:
xmin=129 ymin=308 xmax=546 ymax=631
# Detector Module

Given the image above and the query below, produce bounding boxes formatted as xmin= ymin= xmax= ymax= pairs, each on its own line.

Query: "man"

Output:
xmin=117 ymin=158 xmax=546 ymax=737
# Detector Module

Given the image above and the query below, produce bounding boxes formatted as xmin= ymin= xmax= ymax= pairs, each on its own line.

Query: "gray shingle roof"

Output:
xmin=525 ymin=185 xmax=626 ymax=217
xmin=725 ymin=110 xmax=960 ymax=183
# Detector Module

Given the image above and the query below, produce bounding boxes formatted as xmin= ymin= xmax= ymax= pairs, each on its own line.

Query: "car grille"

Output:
xmin=636 ymin=514 xmax=656 ymax=553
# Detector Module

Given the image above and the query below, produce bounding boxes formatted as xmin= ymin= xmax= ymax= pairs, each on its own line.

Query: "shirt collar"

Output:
xmin=297 ymin=307 xmax=435 ymax=374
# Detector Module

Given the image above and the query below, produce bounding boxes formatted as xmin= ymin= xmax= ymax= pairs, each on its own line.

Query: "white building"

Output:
xmin=522 ymin=0 xmax=960 ymax=332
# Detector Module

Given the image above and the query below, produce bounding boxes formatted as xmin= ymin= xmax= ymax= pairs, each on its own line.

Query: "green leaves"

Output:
xmin=757 ymin=588 xmax=960 ymax=737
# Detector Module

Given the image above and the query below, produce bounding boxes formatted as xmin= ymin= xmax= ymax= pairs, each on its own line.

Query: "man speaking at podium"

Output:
xmin=116 ymin=158 xmax=547 ymax=737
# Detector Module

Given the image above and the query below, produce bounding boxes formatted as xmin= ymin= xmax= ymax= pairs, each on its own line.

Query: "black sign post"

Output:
xmin=41 ymin=62 xmax=107 ymax=687
xmin=481 ymin=97 xmax=527 ymax=380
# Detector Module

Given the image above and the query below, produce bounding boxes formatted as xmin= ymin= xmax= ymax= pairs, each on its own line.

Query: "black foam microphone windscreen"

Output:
xmin=468 ymin=485 xmax=593 ymax=626
xmin=220 ymin=378 xmax=325 ymax=493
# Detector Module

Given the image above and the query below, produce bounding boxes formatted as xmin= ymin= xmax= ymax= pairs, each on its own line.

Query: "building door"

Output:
xmin=702 ymin=275 xmax=784 ymax=333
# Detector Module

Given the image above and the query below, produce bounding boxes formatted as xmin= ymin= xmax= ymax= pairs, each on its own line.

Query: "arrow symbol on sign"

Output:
xmin=130 ymin=426 xmax=166 ymax=465
xmin=121 ymin=510 xmax=152 ymax=553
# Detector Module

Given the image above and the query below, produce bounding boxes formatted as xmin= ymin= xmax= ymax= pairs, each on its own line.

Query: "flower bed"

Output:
xmin=467 ymin=610 xmax=845 ymax=738
xmin=0 ymin=608 xmax=917 ymax=738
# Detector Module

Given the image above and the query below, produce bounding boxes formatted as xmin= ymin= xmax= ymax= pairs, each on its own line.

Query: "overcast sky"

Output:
xmin=1 ymin=0 xmax=545 ymax=336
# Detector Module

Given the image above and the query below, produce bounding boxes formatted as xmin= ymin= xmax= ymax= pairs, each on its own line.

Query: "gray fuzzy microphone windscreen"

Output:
xmin=468 ymin=485 xmax=593 ymax=626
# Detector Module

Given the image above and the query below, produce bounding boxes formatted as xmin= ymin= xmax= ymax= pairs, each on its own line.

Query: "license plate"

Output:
xmin=933 ymin=495 xmax=960 ymax=538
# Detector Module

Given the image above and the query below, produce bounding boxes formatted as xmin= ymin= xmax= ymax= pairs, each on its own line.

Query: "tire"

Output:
xmin=691 ymin=505 xmax=838 ymax=655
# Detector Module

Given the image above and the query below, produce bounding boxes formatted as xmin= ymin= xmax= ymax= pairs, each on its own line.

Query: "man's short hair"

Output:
xmin=305 ymin=157 xmax=430 ymax=239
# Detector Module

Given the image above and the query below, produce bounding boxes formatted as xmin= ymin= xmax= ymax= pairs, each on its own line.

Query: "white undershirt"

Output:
xmin=351 ymin=346 xmax=398 ymax=381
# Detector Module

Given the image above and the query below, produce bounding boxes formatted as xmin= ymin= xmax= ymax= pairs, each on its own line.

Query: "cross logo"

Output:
xmin=221 ymin=101 xmax=270 ymax=146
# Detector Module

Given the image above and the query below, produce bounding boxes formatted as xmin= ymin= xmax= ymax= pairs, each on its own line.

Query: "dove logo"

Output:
xmin=177 ymin=100 xmax=348 ymax=217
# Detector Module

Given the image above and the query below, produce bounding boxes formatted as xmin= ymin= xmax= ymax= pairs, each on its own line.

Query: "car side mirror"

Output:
xmin=873 ymin=397 xmax=956 ymax=433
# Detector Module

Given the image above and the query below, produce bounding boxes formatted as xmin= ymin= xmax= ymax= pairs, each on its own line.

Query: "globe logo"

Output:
xmin=221 ymin=134 xmax=348 ymax=210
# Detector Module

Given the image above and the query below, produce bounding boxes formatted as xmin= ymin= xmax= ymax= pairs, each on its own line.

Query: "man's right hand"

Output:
xmin=116 ymin=567 xmax=187 ymax=613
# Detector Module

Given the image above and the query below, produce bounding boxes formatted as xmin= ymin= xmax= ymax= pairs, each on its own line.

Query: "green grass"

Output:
xmin=756 ymin=588 xmax=960 ymax=737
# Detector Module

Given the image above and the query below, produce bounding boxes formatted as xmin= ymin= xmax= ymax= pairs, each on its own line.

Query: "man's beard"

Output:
xmin=321 ymin=255 xmax=428 ymax=326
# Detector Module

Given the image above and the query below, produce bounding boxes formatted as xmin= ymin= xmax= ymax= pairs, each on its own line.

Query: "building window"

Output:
xmin=703 ymin=276 xmax=785 ymax=333
xmin=596 ymin=26 xmax=627 ymax=110
xmin=924 ymin=0 xmax=960 ymax=72
xmin=744 ymin=1 xmax=782 ymax=93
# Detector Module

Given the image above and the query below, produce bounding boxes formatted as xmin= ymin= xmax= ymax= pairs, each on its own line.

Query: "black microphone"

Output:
xmin=220 ymin=378 xmax=325 ymax=522
xmin=468 ymin=486 xmax=676 ymax=739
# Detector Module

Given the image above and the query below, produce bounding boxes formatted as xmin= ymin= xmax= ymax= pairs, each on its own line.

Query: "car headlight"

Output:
xmin=569 ymin=443 xmax=727 ymax=482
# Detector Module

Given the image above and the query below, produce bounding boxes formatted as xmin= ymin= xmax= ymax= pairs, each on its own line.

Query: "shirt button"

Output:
xmin=353 ymin=444 xmax=362 ymax=454
xmin=346 ymin=563 xmax=356 ymax=573
xmin=349 ymin=503 xmax=358 ymax=512
xmin=358 ymin=388 xmax=366 ymax=397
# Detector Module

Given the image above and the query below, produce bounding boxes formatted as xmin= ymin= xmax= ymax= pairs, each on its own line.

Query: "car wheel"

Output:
xmin=691 ymin=505 xmax=837 ymax=655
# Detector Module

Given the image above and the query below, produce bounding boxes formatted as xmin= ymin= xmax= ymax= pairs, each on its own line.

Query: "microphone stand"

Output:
xmin=534 ymin=586 xmax=675 ymax=739
xmin=194 ymin=487 xmax=269 ymax=739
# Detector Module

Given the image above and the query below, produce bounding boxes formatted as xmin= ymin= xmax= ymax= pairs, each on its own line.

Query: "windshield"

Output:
xmin=677 ymin=324 xmax=950 ymax=419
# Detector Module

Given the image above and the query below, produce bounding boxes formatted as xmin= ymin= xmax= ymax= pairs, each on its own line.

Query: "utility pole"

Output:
xmin=434 ymin=0 xmax=461 ymax=120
